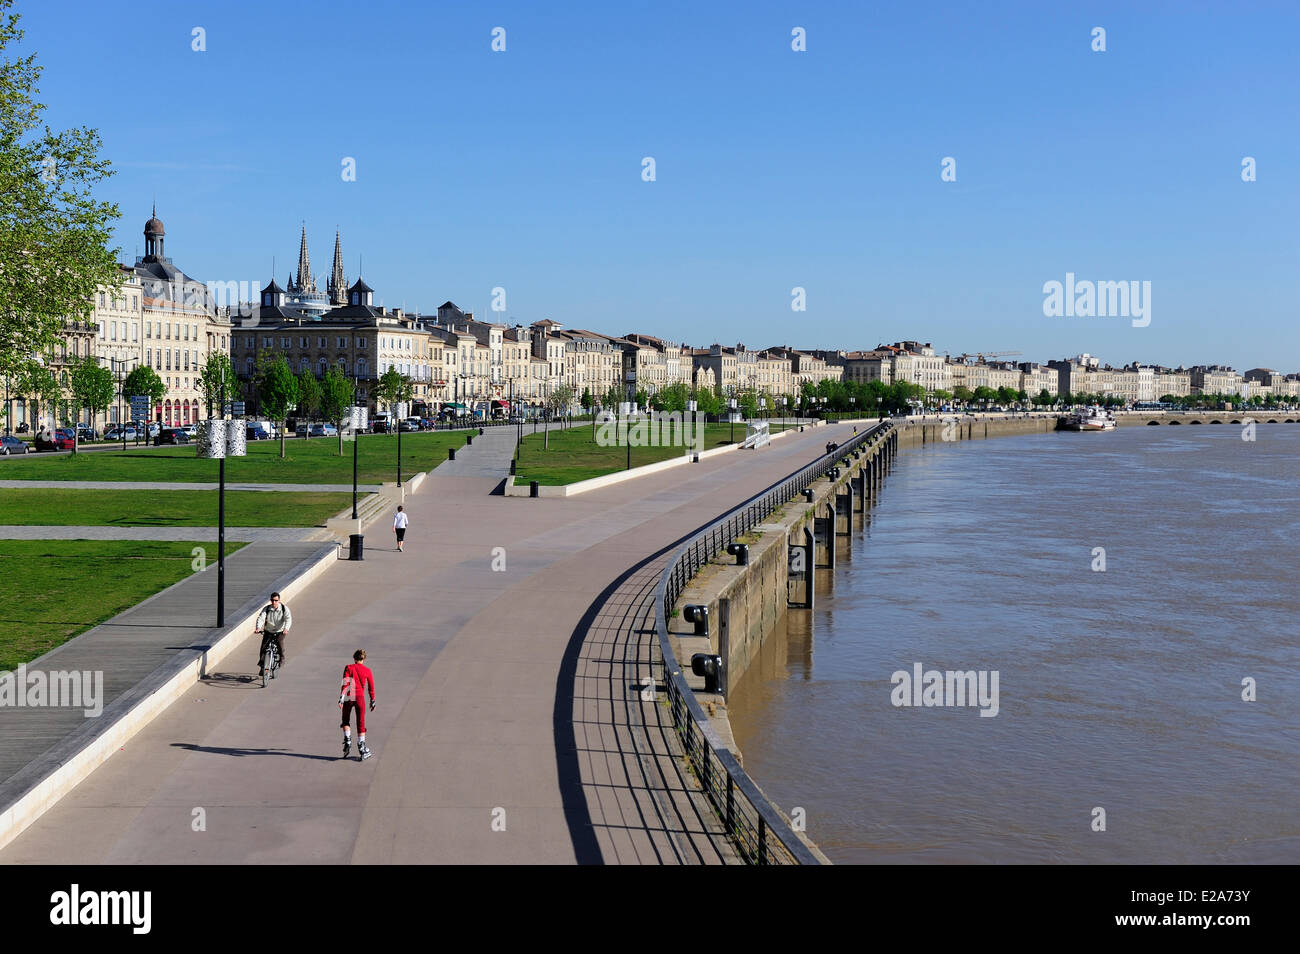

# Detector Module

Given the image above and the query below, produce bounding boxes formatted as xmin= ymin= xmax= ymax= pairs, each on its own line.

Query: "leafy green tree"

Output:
xmin=580 ymin=387 xmax=592 ymax=410
xmin=319 ymin=366 xmax=355 ymax=455
xmin=256 ymin=354 xmax=299 ymax=458
xmin=296 ymin=367 xmax=321 ymax=437
xmin=0 ymin=3 xmax=121 ymax=396
xmin=952 ymin=385 xmax=973 ymax=404
xmin=197 ymin=352 xmax=237 ymax=420
xmin=122 ymin=364 xmax=165 ymax=421
xmin=655 ymin=381 xmax=688 ymax=414
xmin=67 ymin=357 xmax=112 ymax=448
xmin=372 ymin=367 xmax=413 ymax=424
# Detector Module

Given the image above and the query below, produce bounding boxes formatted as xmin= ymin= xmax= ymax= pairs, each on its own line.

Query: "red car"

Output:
xmin=53 ymin=428 xmax=77 ymax=450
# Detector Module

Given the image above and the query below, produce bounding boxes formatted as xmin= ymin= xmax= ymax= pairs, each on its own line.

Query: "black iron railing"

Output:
xmin=653 ymin=419 xmax=894 ymax=864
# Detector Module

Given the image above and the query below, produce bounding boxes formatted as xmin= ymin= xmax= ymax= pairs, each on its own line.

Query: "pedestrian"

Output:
xmin=254 ymin=591 xmax=292 ymax=676
xmin=393 ymin=505 xmax=408 ymax=552
xmin=338 ymin=649 xmax=377 ymax=761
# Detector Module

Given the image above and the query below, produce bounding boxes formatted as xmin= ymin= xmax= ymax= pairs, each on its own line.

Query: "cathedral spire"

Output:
xmin=328 ymin=229 xmax=347 ymax=306
xmin=295 ymin=225 xmax=318 ymax=294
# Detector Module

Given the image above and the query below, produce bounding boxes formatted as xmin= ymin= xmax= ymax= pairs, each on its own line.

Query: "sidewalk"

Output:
xmin=0 ymin=541 xmax=336 ymax=817
xmin=0 ymin=422 xmax=863 ymax=864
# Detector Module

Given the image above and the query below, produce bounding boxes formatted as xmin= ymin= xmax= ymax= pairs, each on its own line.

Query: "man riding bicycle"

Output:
xmin=254 ymin=592 xmax=292 ymax=677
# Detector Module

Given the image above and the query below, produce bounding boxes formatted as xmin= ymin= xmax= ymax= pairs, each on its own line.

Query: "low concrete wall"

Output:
xmin=898 ymin=415 xmax=1057 ymax=448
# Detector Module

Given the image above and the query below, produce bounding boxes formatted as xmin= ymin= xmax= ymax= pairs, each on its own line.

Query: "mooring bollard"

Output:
xmin=530 ymin=480 xmax=539 ymax=498
xmin=448 ymin=447 xmax=456 ymax=461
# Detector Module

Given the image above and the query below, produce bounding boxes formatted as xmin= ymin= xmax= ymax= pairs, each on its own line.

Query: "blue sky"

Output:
xmin=21 ymin=0 xmax=1300 ymax=370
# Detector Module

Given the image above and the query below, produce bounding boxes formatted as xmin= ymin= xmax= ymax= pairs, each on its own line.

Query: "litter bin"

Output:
xmin=349 ymin=533 xmax=364 ymax=561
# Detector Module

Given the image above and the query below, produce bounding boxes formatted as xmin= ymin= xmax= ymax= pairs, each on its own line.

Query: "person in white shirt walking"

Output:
xmin=393 ymin=505 xmax=409 ymax=552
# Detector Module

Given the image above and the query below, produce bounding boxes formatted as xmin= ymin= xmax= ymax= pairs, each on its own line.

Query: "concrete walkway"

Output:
xmin=0 ymin=421 xmax=850 ymax=864
xmin=0 ymin=480 xmax=382 ymax=492
xmin=0 ymin=526 xmax=330 ymax=542
xmin=0 ymin=542 xmax=336 ymax=804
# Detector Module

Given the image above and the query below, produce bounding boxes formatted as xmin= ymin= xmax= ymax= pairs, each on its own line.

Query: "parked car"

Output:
xmin=308 ymin=423 xmax=338 ymax=437
xmin=399 ymin=418 xmax=420 ymax=432
xmin=0 ymin=435 xmax=30 ymax=455
xmin=53 ymin=428 xmax=77 ymax=450
xmin=15 ymin=422 xmax=29 ymax=434
xmin=182 ymin=425 xmax=197 ymax=439
xmin=75 ymin=425 xmax=98 ymax=441
xmin=246 ymin=424 xmax=270 ymax=441
xmin=33 ymin=430 xmax=56 ymax=451
xmin=155 ymin=427 xmax=190 ymax=445
xmin=371 ymin=420 xmax=393 ymax=434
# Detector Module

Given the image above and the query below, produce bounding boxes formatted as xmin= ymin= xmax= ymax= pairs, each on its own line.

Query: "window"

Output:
xmin=319 ymin=358 xmax=327 ymax=375
xmin=300 ymin=358 xmax=311 ymax=373
xmin=245 ymin=358 xmax=254 ymax=376
xmin=358 ymin=338 xmax=366 ymax=350
xmin=339 ymin=359 xmax=348 ymax=374
xmin=319 ymin=337 xmax=326 ymax=348
xmin=357 ymin=358 xmax=368 ymax=377
xmin=300 ymin=337 xmax=308 ymax=349
xmin=109 ymin=323 xmax=116 ymax=341
xmin=132 ymin=296 xmax=138 ymax=310
xmin=166 ymin=323 xmax=172 ymax=339
xmin=263 ymin=337 xmax=272 ymax=348
xmin=132 ymin=323 xmax=138 ymax=342
xmin=99 ymin=292 xmax=105 ymax=307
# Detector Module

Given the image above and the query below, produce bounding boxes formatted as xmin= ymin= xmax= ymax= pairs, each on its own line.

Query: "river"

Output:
xmin=727 ymin=424 xmax=1300 ymax=863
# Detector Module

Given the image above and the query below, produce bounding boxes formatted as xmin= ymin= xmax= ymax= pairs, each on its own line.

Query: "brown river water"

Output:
xmin=727 ymin=424 xmax=1300 ymax=863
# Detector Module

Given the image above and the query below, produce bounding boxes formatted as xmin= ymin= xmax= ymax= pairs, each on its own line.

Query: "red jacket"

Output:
xmin=340 ymin=663 xmax=376 ymax=704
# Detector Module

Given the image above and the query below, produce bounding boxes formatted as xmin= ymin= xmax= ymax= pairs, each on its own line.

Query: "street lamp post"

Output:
xmin=729 ymin=397 xmax=737 ymax=443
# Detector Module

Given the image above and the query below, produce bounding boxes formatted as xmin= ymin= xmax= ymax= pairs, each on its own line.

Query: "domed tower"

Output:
xmin=143 ymin=204 xmax=165 ymax=262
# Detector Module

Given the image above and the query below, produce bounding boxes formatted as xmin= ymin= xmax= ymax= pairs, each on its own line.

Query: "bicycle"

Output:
xmin=258 ymin=632 xmax=282 ymax=688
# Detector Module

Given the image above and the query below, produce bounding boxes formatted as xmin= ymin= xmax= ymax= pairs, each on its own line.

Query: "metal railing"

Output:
xmin=653 ymin=419 xmax=894 ymax=864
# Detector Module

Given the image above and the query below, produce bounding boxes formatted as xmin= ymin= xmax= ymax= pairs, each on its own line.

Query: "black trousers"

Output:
xmin=257 ymin=631 xmax=286 ymax=669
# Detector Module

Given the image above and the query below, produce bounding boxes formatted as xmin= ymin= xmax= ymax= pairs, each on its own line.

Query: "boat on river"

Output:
xmin=1063 ymin=407 xmax=1116 ymax=431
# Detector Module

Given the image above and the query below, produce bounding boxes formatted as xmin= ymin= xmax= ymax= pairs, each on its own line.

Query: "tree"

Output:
xmin=0 ymin=2 xmax=121 ymax=395
xmin=256 ymin=354 xmax=299 ymax=458
xmin=655 ymin=381 xmax=688 ymax=414
xmin=580 ymin=388 xmax=592 ymax=411
xmin=197 ymin=352 xmax=237 ymax=420
xmin=68 ymin=357 xmax=112 ymax=449
xmin=296 ymin=367 xmax=321 ymax=438
xmin=122 ymin=364 xmax=165 ymax=418
xmin=952 ymin=385 xmax=973 ymax=405
xmin=602 ymin=382 xmax=623 ymax=409
xmin=546 ymin=384 xmax=573 ymax=417
xmin=695 ymin=386 xmax=721 ymax=417
xmin=372 ymin=367 xmax=413 ymax=425
xmin=319 ymin=366 xmax=355 ymax=455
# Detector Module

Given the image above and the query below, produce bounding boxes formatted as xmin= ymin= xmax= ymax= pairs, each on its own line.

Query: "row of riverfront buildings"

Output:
xmin=6 ymin=208 xmax=1298 ymax=431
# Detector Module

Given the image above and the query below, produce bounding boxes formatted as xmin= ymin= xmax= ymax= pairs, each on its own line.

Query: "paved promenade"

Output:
xmin=0 ymin=421 xmax=853 ymax=864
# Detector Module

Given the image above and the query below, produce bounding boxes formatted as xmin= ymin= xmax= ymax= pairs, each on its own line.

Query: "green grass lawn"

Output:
xmin=0 ymin=488 xmax=353 ymax=526
xmin=0 ymin=540 xmax=246 ymax=670
xmin=514 ymin=421 xmax=798 ymax=485
xmin=0 ymin=431 xmax=467 ymax=483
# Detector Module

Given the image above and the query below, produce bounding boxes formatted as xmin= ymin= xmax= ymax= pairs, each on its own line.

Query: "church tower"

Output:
xmin=295 ymin=225 xmax=318 ymax=295
xmin=328 ymin=230 xmax=347 ymax=306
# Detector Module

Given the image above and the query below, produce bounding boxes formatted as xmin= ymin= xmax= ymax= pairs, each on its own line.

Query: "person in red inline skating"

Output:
xmin=338 ymin=649 xmax=377 ymax=761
